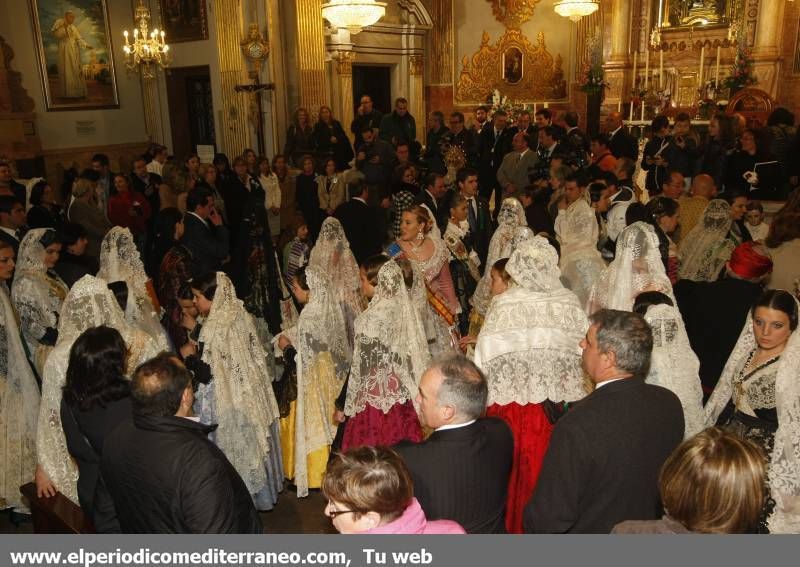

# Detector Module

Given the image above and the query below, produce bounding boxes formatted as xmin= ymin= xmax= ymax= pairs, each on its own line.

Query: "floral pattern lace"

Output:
xmin=37 ymin=275 xmax=161 ymax=503
xmin=678 ymin=199 xmax=735 ymax=282
xmin=344 ymin=261 xmax=430 ymax=416
xmin=704 ymin=300 xmax=800 ymax=533
xmin=474 ymin=238 xmax=589 ymax=406
xmin=0 ymin=285 xmax=39 ymax=510
xmin=555 ymin=198 xmax=605 ymax=307
xmin=198 ymin=272 xmax=281 ymax=497
xmin=97 ymin=226 xmax=170 ymax=350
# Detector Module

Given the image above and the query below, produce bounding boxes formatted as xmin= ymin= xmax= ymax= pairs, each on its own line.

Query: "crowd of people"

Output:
xmin=1 ymin=95 xmax=800 ymax=535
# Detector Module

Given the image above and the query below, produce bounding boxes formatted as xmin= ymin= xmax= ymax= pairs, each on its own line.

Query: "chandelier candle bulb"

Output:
xmin=715 ymin=45 xmax=721 ymax=84
xmin=644 ymin=47 xmax=650 ymax=90
xmin=659 ymin=49 xmax=663 ymax=89
xmin=698 ymin=45 xmax=705 ymax=89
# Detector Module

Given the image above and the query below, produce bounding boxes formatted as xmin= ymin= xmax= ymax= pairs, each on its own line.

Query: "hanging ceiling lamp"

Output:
xmin=122 ymin=1 xmax=169 ymax=79
xmin=321 ymin=0 xmax=387 ymax=34
xmin=553 ymin=0 xmax=599 ymax=22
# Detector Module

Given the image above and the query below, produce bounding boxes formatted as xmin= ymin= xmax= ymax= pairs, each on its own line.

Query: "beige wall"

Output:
xmin=0 ymin=0 xmax=148 ymax=152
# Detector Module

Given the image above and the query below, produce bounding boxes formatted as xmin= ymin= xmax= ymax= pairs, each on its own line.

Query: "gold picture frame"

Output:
xmin=28 ymin=0 xmax=120 ymax=111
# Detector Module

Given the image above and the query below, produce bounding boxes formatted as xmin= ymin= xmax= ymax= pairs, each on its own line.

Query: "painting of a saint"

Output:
xmin=503 ymin=47 xmax=523 ymax=84
xmin=159 ymin=0 xmax=208 ymax=43
xmin=29 ymin=0 xmax=118 ymax=110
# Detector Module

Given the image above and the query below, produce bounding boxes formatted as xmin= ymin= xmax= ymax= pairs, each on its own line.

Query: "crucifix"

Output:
xmin=236 ymin=24 xmax=274 ymax=156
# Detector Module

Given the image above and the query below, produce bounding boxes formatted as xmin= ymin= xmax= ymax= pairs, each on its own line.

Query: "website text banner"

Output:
xmin=1 ymin=535 xmax=797 ymax=567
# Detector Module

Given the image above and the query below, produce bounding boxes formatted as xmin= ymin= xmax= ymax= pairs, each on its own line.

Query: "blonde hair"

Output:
xmin=72 ymin=178 xmax=95 ymax=199
xmin=660 ymin=427 xmax=766 ymax=533
xmin=403 ymin=205 xmax=433 ymax=235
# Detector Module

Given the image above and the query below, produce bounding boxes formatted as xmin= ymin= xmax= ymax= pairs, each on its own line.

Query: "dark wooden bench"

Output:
xmin=19 ymin=483 xmax=95 ymax=533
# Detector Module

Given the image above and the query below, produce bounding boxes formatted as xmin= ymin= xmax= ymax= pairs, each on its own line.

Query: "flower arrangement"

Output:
xmin=487 ymin=89 xmax=526 ymax=123
xmin=579 ymin=29 xmax=608 ymax=96
xmin=721 ymin=47 xmax=757 ymax=93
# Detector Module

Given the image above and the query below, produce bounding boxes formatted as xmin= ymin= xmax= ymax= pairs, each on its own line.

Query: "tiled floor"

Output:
xmin=0 ymin=485 xmax=336 ymax=534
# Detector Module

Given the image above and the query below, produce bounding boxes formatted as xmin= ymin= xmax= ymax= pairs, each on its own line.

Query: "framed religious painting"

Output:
xmin=28 ymin=0 xmax=119 ymax=111
xmin=159 ymin=0 xmax=208 ymax=43
xmin=502 ymin=47 xmax=523 ymax=85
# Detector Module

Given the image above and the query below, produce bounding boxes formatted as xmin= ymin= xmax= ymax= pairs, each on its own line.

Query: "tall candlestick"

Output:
xmin=617 ymin=100 xmax=622 ymax=113
xmin=644 ymin=48 xmax=650 ymax=90
xmin=715 ymin=45 xmax=721 ymax=85
xmin=533 ymin=102 xmax=537 ymax=113
xmin=698 ymin=45 xmax=705 ymax=90
xmin=659 ymin=49 xmax=664 ymax=90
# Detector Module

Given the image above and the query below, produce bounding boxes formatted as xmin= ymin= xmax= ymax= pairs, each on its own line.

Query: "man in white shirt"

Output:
xmin=146 ymin=145 xmax=168 ymax=177
xmin=395 ymin=354 xmax=513 ymax=533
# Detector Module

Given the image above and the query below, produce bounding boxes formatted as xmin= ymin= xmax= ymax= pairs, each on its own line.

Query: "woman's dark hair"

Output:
xmin=625 ymin=202 xmax=649 ymax=225
xmin=491 ymin=257 xmax=511 ymax=284
xmin=588 ymin=182 xmax=605 ymax=204
xmin=627 ymin=204 xmax=671 ymax=272
xmin=107 ymin=281 xmax=129 ymax=312
xmin=751 ymin=289 xmax=799 ymax=331
xmin=153 ymin=208 xmax=183 ymax=245
xmin=58 ymin=222 xmax=87 ymax=247
xmin=646 ymin=196 xmax=680 ymax=221
xmin=191 ymin=272 xmax=218 ymax=301
xmin=29 ymin=180 xmax=50 ymax=207
xmin=177 ymin=284 xmax=194 ymax=301
xmin=765 ymin=212 xmax=800 ymax=248
xmin=62 ymin=326 xmax=130 ymax=412
xmin=633 ymin=291 xmax=674 ymax=316
xmin=767 ymin=107 xmax=795 ymax=128
xmin=713 ymin=114 xmax=737 ymax=148
xmin=38 ymin=228 xmax=60 ymax=249
xmin=651 ymin=114 xmax=670 ymax=133
xmin=293 ymin=265 xmax=309 ymax=291
xmin=361 ymin=254 xmax=390 ymax=285
xmin=212 ymin=153 xmax=230 ymax=167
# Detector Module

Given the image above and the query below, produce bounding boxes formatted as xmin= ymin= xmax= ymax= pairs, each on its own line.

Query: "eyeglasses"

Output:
xmin=326 ymin=508 xmax=357 ymax=519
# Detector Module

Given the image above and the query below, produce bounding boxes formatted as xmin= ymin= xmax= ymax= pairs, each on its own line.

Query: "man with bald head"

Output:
xmin=604 ymin=111 xmax=639 ymax=161
xmin=102 ymin=354 xmax=262 ymax=533
xmin=676 ymin=173 xmax=717 ymax=243
xmin=497 ymin=130 xmax=539 ymax=198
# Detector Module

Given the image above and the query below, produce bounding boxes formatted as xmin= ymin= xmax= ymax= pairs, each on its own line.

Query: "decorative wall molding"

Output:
xmin=455 ymin=30 xmax=567 ymax=103
xmin=486 ymin=0 xmax=540 ymax=29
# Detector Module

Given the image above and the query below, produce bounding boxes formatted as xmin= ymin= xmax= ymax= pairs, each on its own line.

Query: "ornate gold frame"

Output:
xmin=486 ymin=0 xmax=541 ymax=29
xmin=455 ymin=30 xmax=567 ymax=103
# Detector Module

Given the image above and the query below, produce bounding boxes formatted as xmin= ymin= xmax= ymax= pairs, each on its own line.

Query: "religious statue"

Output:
xmin=50 ymin=11 xmax=91 ymax=99
xmin=665 ymin=0 xmax=730 ymax=27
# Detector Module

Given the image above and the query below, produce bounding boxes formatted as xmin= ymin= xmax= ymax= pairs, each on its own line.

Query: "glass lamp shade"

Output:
xmin=553 ymin=0 xmax=599 ymax=22
xmin=321 ymin=0 xmax=387 ymax=34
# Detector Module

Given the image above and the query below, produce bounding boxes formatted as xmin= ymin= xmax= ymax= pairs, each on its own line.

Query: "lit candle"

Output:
xmin=617 ymin=100 xmax=622 ymax=113
xmin=659 ymin=49 xmax=664 ymax=89
xmin=644 ymin=47 xmax=650 ymax=90
xmin=533 ymin=102 xmax=537 ymax=113
xmin=698 ymin=45 xmax=705 ymax=89
xmin=123 ymin=30 xmax=129 ymax=46
xmin=630 ymin=50 xmax=638 ymax=122
xmin=544 ymin=102 xmax=549 ymax=109
xmin=715 ymin=44 xmax=721 ymax=85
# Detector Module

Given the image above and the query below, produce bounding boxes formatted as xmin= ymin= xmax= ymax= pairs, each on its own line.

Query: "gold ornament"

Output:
xmin=486 ymin=0 xmax=541 ymax=29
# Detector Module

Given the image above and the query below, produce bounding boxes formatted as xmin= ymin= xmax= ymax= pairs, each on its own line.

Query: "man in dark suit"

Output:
xmin=605 ymin=111 xmax=639 ymax=161
xmin=533 ymin=109 xmax=566 ymax=143
xmin=102 ymin=354 xmax=262 ymax=533
xmin=477 ymin=110 xmax=514 ymax=204
xmin=496 ymin=130 xmax=538 ymax=198
xmin=414 ymin=172 xmax=448 ymax=235
xmin=458 ymin=167 xmax=492 ymax=272
xmin=335 ymin=179 xmax=385 ymax=265
xmin=396 ymin=354 xmax=513 ymax=533
xmin=0 ymin=195 xmax=27 ymax=258
xmin=524 ymin=309 xmax=684 ymax=534
xmin=181 ymin=187 xmax=229 ymax=278
xmin=440 ymin=112 xmax=479 ymax=168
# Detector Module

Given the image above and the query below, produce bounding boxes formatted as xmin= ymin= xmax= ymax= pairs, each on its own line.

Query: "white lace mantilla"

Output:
xmin=97 ymin=226 xmax=170 ymax=350
xmin=555 ymin=198 xmax=605 ymax=307
xmin=37 ymin=275 xmax=161 ymax=504
xmin=344 ymin=261 xmax=430 ymax=416
xmin=678 ymin=199 xmax=734 ymax=282
xmin=704 ymin=298 xmax=800 ymax=533
xmin=475 ymin=238 xmax=588 ymax=406
xmin=198 ymin=272 xmax=281 ymax=496
xmin=0 ymin=285 xmax=40 ymax=510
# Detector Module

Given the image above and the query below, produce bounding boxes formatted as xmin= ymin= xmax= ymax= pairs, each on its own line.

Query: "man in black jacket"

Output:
xmin=181 ymin=187 xmax=229 ymax=278
xmin=395 ymin=354 xmax=512 ymax=534
xmin=477 ymin=110 xmax=513 ymax=204
xmin=524 ymin=310 xmax=684 ymax=534
xmin=604 ymin=111 xmax=639 ymax=161
xmin=458 ymin=167 xmax=492 ymax=272
xmin=414 ymin=172 xmax=448 ymax=235
xmin=334 ymin=179 xmax=385 ymax=265
xmin=102 ymin=354 xmax=262 ymax=533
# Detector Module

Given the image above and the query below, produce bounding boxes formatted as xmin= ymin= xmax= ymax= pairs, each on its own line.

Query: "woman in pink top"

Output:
xmin=322 ymin=446 xmax=466 ymax=535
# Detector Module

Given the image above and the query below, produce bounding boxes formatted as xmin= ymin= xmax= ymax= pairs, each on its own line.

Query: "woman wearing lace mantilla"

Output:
xmin=34 ymin=275 xmax=162 ymax=504
xmin=555 ymin=174 xmax=605 ymax=308
xmin=308 ymin=217 xmax=365 ymax=347
xmin=389 ymin=205 xmax=460 ymax=356
xmin=97 ymin=227 xmax=170 ymax=351
xmin=468 ymin=197 xmax=527 ymax=337
xmin=473 ymin=237 xmax=589 ymax=534
xmin=275 ymin=266 xmax=349 ymax=497
xmin=342 ymin=257 xmax=430 ymax=450
xmin=705 ymin=289 xmax=800 ymax=533
xmin=11 ymin=228 xmax=69 ymax=376
xmin=678 ymin=199 xmax=736 ymax=282
xmin=187 ymin=272 xmax=283 ymax=510
xmin=0 ymin=240 xmax=39 ymax=514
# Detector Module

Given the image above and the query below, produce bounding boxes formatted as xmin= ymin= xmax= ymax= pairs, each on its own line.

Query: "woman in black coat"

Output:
xmin=60 ymin=326 xmax=132 ymax=533
xmin=313 ymin=105 xmax=354 ymax=171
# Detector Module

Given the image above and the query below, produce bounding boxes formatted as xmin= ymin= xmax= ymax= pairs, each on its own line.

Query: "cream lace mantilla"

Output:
xmin=198 ymin=272 xmax=281 ymax=496
xmin=474 ymin=237 xmax=588 ymax=406
xmin=344 ymin=261 xmax=430 ymax=416
xmin=555 ymin=197 xmax=605 ymax=306
xmin=97 ymin=226 xmax=170 ymax=350
xmin=678 ymin=199 xmax=734 ymax=282
xmin=704 ymin=298 xmax=800 ymax=533
xmin=293 ymin=266 xmax=350 ymax=497
xmin=37 ymin=275 xmax=161 ymax=504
